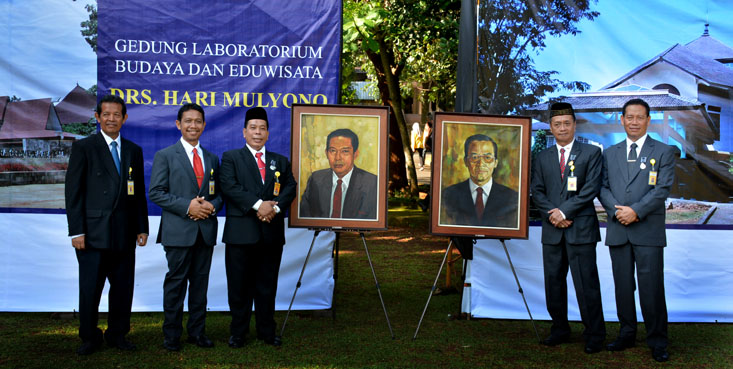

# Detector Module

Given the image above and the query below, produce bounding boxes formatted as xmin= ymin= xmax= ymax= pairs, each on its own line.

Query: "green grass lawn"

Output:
xmin=1 ymin=209 xmax=731 ymax=368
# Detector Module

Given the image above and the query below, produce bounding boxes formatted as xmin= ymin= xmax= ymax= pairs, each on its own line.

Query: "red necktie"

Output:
xmin=559 ymin=148 xmax=566 ymax=180
xmin=255 ymin=152 xmax=265 ymax=182
xmin=475 ymin=187 xmax=484 ymax=220
xmin=331 ymin=179 xmax=343 ymax=218
xmin=192 ymin=148 xmax=203 ymax=188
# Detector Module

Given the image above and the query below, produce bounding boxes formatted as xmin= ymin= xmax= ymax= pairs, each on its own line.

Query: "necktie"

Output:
xmin=110 ymin=141 xmax=121 ymax=175
xmin=475 ymin=187 xmax=484 ymax=221
xmin=192 ymin=148 xmax=203 ymax=188
xmin=628 ymin=143 xmax=638 ymax=161
xmin=331 ymin=179 xmax=343 ymax=218
xmin=559 ymin=147 xmax=566 ymax=180
xmin=255 ymin=152 xmax=265 ymax=182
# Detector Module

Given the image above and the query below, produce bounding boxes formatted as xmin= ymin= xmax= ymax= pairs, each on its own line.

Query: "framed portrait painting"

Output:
xmin=289 ymin=104 xmax=389 ymax=230
xmin=430 ymin=112 xmax=531 ymax=239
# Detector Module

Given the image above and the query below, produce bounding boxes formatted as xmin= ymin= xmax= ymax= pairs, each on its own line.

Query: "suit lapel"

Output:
xmin=561 ymin=144 xmax=582 ymax=194
xmin=94 ymin=133 xmax=121 ymax=181
xmin=629 ymin=138 xmax=655 ymax=183
xmin=240 ymin=148 xmax=263 ymax=190
xmin=201 ymin=148 xmax=215 ymax=196
xmin=613 ymin=142 xmax=629 ymax=184
xmin=174 ymin=141 xmax=199 ymax=192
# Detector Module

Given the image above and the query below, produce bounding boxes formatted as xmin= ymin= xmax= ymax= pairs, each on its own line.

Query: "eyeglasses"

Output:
xmin=467 ymin=154 xmax=495 ymax=164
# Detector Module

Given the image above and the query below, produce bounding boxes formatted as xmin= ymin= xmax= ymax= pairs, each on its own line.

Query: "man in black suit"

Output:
xmin=299 ymin=128 xmax=377 ymax=219
xmin=65 ymin=94 xmax=149 ymax=355
xmin=220 ymin=107 xmax=296 ymax=348
xmin=599 ymin=98 xmax=675 ymax=362
xmin=441 ymin=134 xmax=518 ymax=227
xmin=149 ymin=103 xmax=223 ymax=351
xmin=531 ymin=102 xmax=605 ymax=354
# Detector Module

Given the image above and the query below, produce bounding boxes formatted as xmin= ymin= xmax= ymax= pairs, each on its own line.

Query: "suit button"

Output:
xmin=103 ymin=191 xmax=108 ymax=195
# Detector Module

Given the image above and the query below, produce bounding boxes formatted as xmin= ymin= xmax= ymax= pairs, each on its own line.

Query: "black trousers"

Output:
xmin=609 ymin=243 xmax=668 ymax=348
xmin=225 ymin=241 xmax=283 ymax=340
xmin=162 ymin=232 xmax=214 ymax=339
xmin=542 ymin=237 xmax=606 ymax=344
xmin=75 ymin=247 xmax=135 ymax=342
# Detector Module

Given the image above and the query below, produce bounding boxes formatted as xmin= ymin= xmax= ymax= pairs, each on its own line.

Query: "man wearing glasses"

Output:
xmin=441 ymin=134 xmax=518 ymax=227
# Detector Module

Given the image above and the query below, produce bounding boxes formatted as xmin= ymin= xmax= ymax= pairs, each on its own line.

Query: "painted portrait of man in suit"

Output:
xmin=299 ymin=128 xmax=377 ymax=220
xmin=440 ymin=133 xmax=519 ymax=228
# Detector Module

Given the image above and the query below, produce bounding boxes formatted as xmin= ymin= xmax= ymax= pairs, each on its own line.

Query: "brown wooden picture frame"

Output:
xmin=430 ymin=112 xmax=531 ymax=239
xmin=288 ymin=104 xmax=389 ymax=230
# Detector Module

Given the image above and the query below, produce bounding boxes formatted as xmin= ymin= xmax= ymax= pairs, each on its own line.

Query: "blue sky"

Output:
xmin=0 ymin=1 xmax=96 ymax=100
xmin=532 ymin=0 xmax=733 ymax=96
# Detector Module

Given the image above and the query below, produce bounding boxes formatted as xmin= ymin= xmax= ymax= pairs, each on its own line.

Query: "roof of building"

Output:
xmin=525 ymin=89 xmax=704 ymax=113
xmin=0 ymin=98 xmax=73 ymax=140
xmin=55 ymin=85 xmax=96 ymax=125
xmin=0 ymin=96 xmax=8 ymax=120
xmin=603 ymin=33 xmax=733 ymax=89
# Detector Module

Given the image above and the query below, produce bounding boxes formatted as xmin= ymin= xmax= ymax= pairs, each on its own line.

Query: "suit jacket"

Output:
xmin=299 ymin=166 xmax=377 ymax=219
xmin=441 ymin=179 xmax=518 ymax=227
xmin=65 ymin=132 xmax=149 ymax=250
xmin=599 ymin=137 xmax=676 ymax=246
xmin=220 ymin=147 xmax=296 ymax=246
xmin=531 ymin=142 xmax=602 ymax=245
xmin=148 ymin=140 xmax=223 ymax=247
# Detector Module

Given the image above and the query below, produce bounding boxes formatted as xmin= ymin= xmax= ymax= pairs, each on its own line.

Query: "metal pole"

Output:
xmin=500 ymin=239 xmax=541 ymax=342
xmin=413 ymin=240 xmax=454 ymax=340
xmin=279 ymin=230 xmax=320 ymax=337
xmin=360 ymin=232 xmax=395 ymax=339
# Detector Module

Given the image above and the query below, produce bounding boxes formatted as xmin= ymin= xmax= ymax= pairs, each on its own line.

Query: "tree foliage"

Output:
xmin=80 ymin=3 xmax=97 ymax=52
xmin=343 ymin=0 xmax=460 ymax=194
xmin=477 ymin=0 xmax=599 ymax=114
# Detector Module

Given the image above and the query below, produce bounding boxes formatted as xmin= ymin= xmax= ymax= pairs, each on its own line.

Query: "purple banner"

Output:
xmin=97 ymin=1 xmax=341 ymax=213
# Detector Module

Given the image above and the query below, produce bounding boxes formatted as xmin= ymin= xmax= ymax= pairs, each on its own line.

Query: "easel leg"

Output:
xmin=279 ymin=230 xmax=320 ymax=338
xmin=413 ymin=240 xmax=454 ymax=340
xmin=360 ymin=232 xmax=395 ymax=339
xmin=331 ymin=232 xmax=340 ymax=321
xmin=500 ymin=239 xmax=541 ymax=342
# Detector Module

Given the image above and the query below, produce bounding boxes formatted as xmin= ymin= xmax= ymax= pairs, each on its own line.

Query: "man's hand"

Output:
xmin=188 ymin=196 xmax=215 ymax=220
xmin=137 ymin=233 xmax=148 ymax=246
xmin=548 ymin=208 xmax=572 ymax=228
xmin=614 ymin=205 xmax=639 ymax=226
xmin=257 ymin=200 xmax=278 ymax=223
xmin=72 ymin=235 xmax=86 ymax=250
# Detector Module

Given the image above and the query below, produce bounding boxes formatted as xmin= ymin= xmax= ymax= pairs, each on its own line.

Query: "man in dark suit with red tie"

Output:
xmin=220 ymin=107 xmax=296 ymax=348
xmin=531 ymin=102 xmax=605 ymax=354
xmin=65 ymin=94 xmax=149 ymax=355
xmin=149 ymin=103 xmax=223 ymax=351
xmin=440 ymin=134 xmax=519 ymax=228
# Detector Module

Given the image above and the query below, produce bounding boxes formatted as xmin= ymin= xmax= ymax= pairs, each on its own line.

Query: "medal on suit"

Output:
xmin=648 ymin=158 xmax=658 ymax=185
xmin=640 ymin=156 xmax=647 ymax=170
xmin=209 ymin=168 xmax=215 ymax=195
xmin=127 ymin=167 xmax=135 ymax=195
xmin=567 ymin=162 xmax=577 ymax=191
xmin=273 ymin=171 xmax=281 ymax=196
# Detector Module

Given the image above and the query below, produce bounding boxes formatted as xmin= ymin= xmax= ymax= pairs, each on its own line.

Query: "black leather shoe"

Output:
xmin=108 ymin=337 xmax=137 ymax=351
xmin=584 ymin=343 xmax=603 ymax=354
xmin=652 ymin=347 xmax=670 ymax=362
xmin=259 ymin=335 xmax=282 ymax=347
xmin=163 ymin=338 xmax=181 ymax=352
xmin=606 ymin=337 xmax=635 ymax=351
xmin=187 ymin=335 xmax=214 ymax=348
xmin=76 ymin=339 xmax=102 ymax=355
xmin=228 ymin=336 xmax=245 ymax=348
xmin=541 ymin=333 xmax=570 ymax=346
